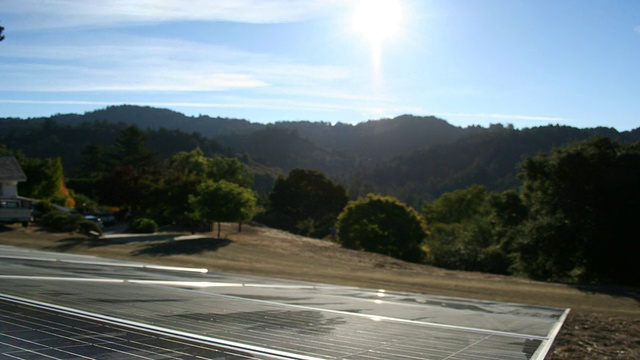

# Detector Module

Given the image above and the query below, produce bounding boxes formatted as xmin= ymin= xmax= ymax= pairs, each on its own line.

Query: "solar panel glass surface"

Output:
xmin=0 ymin=245 xmax=568 ymax=359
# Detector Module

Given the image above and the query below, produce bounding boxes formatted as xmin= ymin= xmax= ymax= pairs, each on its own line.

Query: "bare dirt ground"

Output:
xmin=0 ymin=223 xmax=638 ymax=359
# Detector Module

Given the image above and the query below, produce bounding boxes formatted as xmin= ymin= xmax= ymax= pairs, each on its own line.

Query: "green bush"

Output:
xmin=33 ymin=201 xmax=56 ymax=220
xmin=78 ymin=219 xmax=103 ymax=235
xmin=337 ymin=194 xmax=429 ymax=263
xmin=37 ymin=208 xmax=103 ymax=236
xmin=128 ymin=217 xmax=158 ymax=233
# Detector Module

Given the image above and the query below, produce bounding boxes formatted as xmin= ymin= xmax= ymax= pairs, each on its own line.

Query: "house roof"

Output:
xmin=0 ymin=156 xmax=27 ymax=182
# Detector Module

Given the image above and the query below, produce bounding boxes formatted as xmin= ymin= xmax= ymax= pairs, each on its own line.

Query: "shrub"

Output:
xmin=337 ymin=194 xmax=429 ymax=263
xmin=37 ymin=207 xmax=103 ymax=236
xmin=128 ymin=217 xmax=158 ymax=233
xmin=78 ymin=219 xmax=103 ymax=236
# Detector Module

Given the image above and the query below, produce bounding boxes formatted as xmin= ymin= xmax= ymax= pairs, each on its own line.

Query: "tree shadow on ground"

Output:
xmin=131 ymin=237 xmax=231 ymax=257
xmin=46 ymin=236 xmax=111 ymax=252
xmin=572 ymin=283 xmax=640 ymax=302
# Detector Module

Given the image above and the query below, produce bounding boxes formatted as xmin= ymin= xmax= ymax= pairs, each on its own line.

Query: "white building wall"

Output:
xmin=0 ymin=182 xmax=19 ymax=198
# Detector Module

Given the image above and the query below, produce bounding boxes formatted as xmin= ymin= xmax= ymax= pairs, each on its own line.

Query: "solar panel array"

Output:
xmin=0 ymin=245 xmax=568 ymax=359
xmin=0 ymin=299 xmax=279 ymax=359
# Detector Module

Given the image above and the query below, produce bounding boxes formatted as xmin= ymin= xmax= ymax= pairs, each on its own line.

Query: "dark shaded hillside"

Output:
xmin=369 ymin=125 xmax=640 ymax=204
xmin=226 ymin=126 xmax=352 ymax=175
xmin=55 ymin=106 xmax=467 ymax=167
xmin=271 ymin=115 xmax=463 ymax=161
xmin=53 ymin=105 xmax=262 ymax=138
xmin=0 ymin=119 xmax=231 ymax=173
xmin=2 ymin=105 xmax=639 ymax=204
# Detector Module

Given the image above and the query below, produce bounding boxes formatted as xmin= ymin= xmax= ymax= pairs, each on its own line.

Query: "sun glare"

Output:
xmin=351 ymin=0 xmax=403 ymax=45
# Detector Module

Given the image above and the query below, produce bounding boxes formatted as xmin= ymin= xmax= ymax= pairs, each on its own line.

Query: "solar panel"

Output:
xmin=0 ymin=299 xmax=281 ymax=359
xmin=0 ymin=245 xmax=568 ymax=359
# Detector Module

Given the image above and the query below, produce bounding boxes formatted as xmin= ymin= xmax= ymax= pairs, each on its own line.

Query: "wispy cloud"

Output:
xmin=0 ymin=33 xmax=352 ymax=93
xmin=5 ymin=0 xmax=340 ymax=31
xmin=436 ymin=112 xmax=568 ymax=122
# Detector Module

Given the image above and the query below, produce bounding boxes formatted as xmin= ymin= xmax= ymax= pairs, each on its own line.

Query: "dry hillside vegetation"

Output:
xmin=0 ymin=223 xmax=638 ymax=359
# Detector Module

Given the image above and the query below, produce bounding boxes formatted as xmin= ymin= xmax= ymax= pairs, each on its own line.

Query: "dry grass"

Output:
xmin=0 ymin=223 xmax=638 ymax=359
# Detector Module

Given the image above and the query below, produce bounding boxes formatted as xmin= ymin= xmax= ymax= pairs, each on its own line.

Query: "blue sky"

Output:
xmin=1 ymin=0 xmax=639 ymax=130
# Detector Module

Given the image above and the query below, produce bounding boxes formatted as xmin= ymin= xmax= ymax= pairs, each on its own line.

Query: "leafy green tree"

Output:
xmin=141 ymin=149 xmax=254 ymax=227
xmin=489 ymin=190 xmax=527 ymax=229
xmin=144 ymin=171 xmax=202 ymax=226
xmin=423 ymin=185 xmax=513 ymax=274
xmin=189 ymin=180 xmax=257 ymax=239
xmin=268 ymin=169 xmax=348 ymax=237
xmin=515 ymin=137 xmax=640 ymax=285
xmin=423 ymin=185 xmax=491 ymax=224
xmin=168 ymin=148 xmax=253 ymax=187
xmin=11 ymin=155 xmax=74 ymax=207
xmin=337 ymin=194 xmax=429 ymax=263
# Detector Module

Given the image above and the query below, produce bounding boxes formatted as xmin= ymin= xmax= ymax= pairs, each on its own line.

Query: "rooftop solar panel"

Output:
xmin=0 ymin=245 xmax=568 ymax=359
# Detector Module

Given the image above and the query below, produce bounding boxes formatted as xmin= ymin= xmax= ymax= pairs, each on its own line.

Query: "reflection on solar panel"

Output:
xmin=0 ymin=299 xmax=280 ymax=359
xmin=0 ymin=245 xmax=569 ymax=359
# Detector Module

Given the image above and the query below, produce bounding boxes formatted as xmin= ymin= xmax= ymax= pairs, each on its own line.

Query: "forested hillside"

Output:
xmin=3 ymin=105 xmax=640 ymax=285
xmin=368 ymin=125 xmax=638 ymax=203
xmin=2 ymin=105 xmax=638 ymax=204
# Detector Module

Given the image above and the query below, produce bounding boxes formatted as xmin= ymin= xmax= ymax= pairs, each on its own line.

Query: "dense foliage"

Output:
xmin=265 ymin=169 xmax=349 ymax=238
xmin=34 ymin=202 xmax=102 ymax=235
xmin=128 ymin=217 xmax=159 ymax=234
xmin=337 ymin=194 xmax=429 ymax=263
xmin=2 ymin=126 xmax=258 ymax=234
xmin=189 ymin=180 xmax=257 ymax=238
xmin=424 ymin=137 xmax=640 ymax=286
xmin=423 ymin=186 xmax=507 ymax=273
xmin=514 ymin=137 xmax=640 ymax=285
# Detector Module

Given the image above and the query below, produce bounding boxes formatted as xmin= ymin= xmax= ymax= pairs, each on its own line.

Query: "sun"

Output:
xmin=351 ymin=0 xmax=403 ymax=45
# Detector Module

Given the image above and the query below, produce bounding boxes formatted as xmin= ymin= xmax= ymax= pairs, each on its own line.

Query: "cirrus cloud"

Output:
xmin=4 ymin=0 xmax=341 ymax=31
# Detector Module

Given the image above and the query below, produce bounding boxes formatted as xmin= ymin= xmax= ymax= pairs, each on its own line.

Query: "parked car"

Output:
xmin=94 ymin=211 xmax=116 ymax=226
xmin=84 ymin=215 xmax=104 ymax=228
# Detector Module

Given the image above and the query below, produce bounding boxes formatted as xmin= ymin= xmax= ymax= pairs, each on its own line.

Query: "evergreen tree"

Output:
xmin=110 ymin=125 xmax=157 ymax=168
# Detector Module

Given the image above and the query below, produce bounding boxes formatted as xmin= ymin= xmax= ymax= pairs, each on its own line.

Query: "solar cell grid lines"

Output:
xmin=0 ymin=245 xmax=569 ymax=359
xmin=0 ymin=300 xmax=275 ymax=359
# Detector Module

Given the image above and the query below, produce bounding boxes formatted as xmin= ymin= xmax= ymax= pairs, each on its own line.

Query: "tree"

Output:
xmin=13 ymin=154 xmax=74 ymax=207
xmin=91 ymin=125 xmax=158 ymax=209
xmin=422 ymin=185 xmax=508 ymax=273
xmin=141 ymin=149 xmax=254 ymax=228
xmin=76 ymin=144 xmax=111 ymax=177
xmin=268 ymin=169 xmax=348 ymax=237
xmin=337 ymin=194 xmax=429 ymax=263
xmin=110 ymin=125 xmax=157 ymax=168
xmin=515 ymin=137 xmax=640 ymax=285
xmin=423 ymin=184 xmax=491 ymax=224
xmin=168 ymin=148 xmax=253 ymax=187
xmin=0 ymin=24 xmax=5 ymax=42
xmin=144 ymin=171 xmax=202 ymax=227
xmin=189 ymin=180 xmax=257 ymax=239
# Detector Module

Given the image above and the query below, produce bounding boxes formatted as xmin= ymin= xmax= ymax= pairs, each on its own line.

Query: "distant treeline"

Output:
xmin=2 ymin=105 xmax=639 ymax=205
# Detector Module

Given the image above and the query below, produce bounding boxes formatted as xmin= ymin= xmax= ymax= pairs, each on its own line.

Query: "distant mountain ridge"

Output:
xmin=2 ymin=105 xmax=638 ymax=204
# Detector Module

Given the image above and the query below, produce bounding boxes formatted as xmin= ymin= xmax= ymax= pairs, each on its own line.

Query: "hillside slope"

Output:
xmin=2 ymin=105 xmax=639 ymax=202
